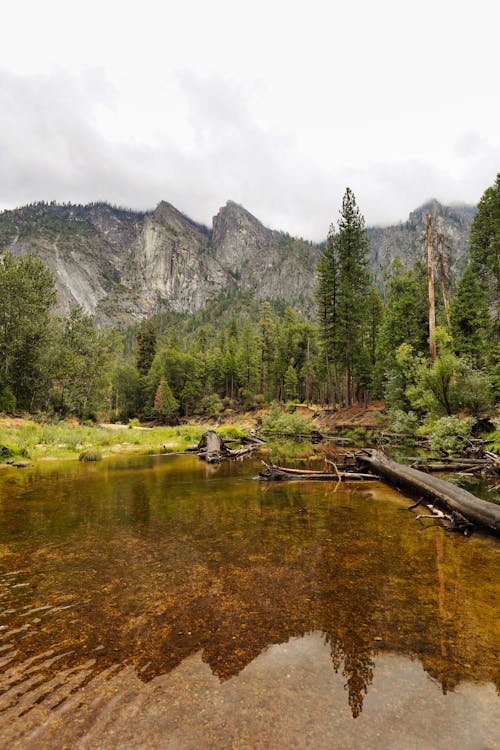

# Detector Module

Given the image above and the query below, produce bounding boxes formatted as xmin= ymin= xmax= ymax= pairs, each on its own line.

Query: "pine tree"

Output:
xmin=135 ymin=319 xmax=157 ymax=375
xmin=316 ymin=226 xmax=340 ymax=405
xmin=283 ymin=363 xmax=298 ymax=402
xmin=373 ymin=259 xmax=428 ymax=395
xmin=365 ymin=287 xmax=383 ymax=363
xmin=153 ymin=377 xmax=179 ymax=419
xmin=469 ymin=173 xmax=500 ymax=315
xmin=317 ymin=188 xmax=369 ymax=406
xmin=258 ymin=302 xmax=278 ymax=400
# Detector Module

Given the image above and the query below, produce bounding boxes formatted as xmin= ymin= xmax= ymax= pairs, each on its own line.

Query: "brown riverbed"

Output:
xmin=0 ymin=453 xmax=498 ymax=748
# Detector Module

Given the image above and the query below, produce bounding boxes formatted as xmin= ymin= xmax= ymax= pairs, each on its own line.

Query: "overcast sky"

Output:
xmin=1 ymin=0 xmax=498 ymax=240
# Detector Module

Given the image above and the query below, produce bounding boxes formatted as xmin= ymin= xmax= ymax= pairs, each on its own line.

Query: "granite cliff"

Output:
xmin=0 ymin=198 xmax=475 ymax=325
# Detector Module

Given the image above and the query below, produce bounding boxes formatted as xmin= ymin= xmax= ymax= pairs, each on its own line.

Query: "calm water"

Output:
xmin=0 ymin=454 xmax=498 ymax=749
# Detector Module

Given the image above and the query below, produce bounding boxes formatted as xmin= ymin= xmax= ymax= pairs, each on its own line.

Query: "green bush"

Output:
xmin=79 ymin=449 xmax=103 ymax=462
xmin=388 ymin=409 xmax=420 ymax=435
xmin=261 ymin=401 xmax=312 ymax=434
xmin=428 ymin=416 xmax=475 ymax=453
xmin=0 ymin=444 xmax=14 ymax=461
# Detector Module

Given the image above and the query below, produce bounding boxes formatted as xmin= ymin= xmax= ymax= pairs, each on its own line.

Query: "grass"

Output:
xmin=0 ymin=417 xmax=253 ymax=464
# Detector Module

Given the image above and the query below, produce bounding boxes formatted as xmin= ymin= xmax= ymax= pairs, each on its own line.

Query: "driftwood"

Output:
xmin=196 ymin=431 xmax=257 ymax=463
xmin=356 ymin=449 xmax=500 ymax=536
xmin=259 ymin=462 xmax=377 ymax=482
xmin=241 ymin=434 xmax=267 ymax=445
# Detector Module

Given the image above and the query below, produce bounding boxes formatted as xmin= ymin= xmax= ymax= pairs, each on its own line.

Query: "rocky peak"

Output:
xmin=211 ymin=200 xmax=271 ymax=273
xmin=152 ymin=201 xmax=209 ymax=242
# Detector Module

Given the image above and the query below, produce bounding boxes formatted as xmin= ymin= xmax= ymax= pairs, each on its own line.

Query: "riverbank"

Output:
xmin=0 ymin=403 xmax=388 ymax=466
xmin=0 ymin=417 xmax=249 ymax=465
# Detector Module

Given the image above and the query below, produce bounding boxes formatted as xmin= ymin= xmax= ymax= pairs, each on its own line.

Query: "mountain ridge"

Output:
xmin=0 ymin=197 xmax=476 ymax=325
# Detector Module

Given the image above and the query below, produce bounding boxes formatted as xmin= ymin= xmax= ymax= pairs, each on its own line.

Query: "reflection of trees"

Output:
xmin=326 ymin=636 xmax=374 ymax=718
xmin=316 ymin=490 xmax=386 ymax=717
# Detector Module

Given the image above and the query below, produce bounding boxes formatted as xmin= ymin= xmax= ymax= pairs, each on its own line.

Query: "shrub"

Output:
xmin=0 ymin=444 xmax=14 ymax=461
xmin=388 ymin=409 xmax=420 ymax=435
xmin=261 ymin=401 xmax=312 ymax=434
xmin=428 ymin=416 xmax=475 ymax=453
xmin=79 ymin=449 xmax=103 ymax=462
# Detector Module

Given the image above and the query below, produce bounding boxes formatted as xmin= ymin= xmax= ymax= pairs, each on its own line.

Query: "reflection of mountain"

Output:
xmin=0 ymin=457 xmax=499 ymax=726
xmin=3 ymin=637 xmax=498 ymax=749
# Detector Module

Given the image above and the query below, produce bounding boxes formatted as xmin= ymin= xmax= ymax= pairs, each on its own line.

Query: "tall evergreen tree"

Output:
xmin=469 ymin=173 xmax=500 ymax=327
xmin=366 ymin=287 xmax=384 ymax=362
xmin=135 ymin=319 xmax=157 ymax=375
xmin=258 ymin=302 xmax=278 ymax=400
xmin=283 ymin=363 xmax=298 ymax=401
xmin=373 ymin=259 xmax=428 ymax=394
xmin=316 ymin=225 xmax=340 ymax=404
xmin=317 ymin=188 xmax=369 ymax=406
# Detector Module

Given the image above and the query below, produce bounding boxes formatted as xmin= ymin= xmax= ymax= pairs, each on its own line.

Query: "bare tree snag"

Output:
xmin=437 ymin=231 xmax=452 ymax=329
xmin=427 ymin=212 xmax=436 ymax=362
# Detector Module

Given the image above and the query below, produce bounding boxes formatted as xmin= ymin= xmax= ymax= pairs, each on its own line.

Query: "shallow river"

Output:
xmin=0 ymin=454 xmax=498 ymax=749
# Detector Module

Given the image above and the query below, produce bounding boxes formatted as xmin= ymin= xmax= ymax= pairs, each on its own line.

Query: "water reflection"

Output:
xmin=0 ymin=455 xmax=498 ymax=745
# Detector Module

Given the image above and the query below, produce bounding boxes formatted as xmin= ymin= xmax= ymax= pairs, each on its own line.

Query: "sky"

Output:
xmin=1 ymin=0 xmax=499 ymax=240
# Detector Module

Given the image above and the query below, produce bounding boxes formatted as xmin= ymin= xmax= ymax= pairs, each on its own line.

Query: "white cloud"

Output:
xmin=0 ymin=0 xmax=499 ymax=238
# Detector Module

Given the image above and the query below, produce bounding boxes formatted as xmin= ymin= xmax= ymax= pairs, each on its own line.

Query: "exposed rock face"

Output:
xmin=0 ymin=198 xmax=475 ymax=325
xmin=367 ymin=200 xmax=476 ymax=283
xmin=211 ymin=201 xmax=320 ymax=311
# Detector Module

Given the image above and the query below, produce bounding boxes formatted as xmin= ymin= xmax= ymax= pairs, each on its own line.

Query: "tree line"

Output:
xmin=0 ymin=173 xmax=498 ymax=423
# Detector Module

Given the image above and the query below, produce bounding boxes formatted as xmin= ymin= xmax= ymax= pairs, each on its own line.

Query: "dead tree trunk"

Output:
xmin=196 ymin=431 xmax=257 ymax=463
xmin=437 ymin=231 xmax=452 ymax=329
xmin=427 ymin=212 xmax=436 ymax=362
xmin=197 ymin=430 xmax=226 ymax=463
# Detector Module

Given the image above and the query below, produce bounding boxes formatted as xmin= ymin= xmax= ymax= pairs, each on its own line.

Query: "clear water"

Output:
xmin=0 ymin=454 xmax=498 ymax=749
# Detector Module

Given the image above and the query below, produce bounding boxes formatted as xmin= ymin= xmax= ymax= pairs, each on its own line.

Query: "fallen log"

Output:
xmin=241 ymin=434 xmax=267 ymax=445
xmin=259 ymin=462 xmax=377 ymax=482
xmin=356 ymin=449 xmax=500 ymax=536
xmin=227 ymin=446 xmax=257 ymax=459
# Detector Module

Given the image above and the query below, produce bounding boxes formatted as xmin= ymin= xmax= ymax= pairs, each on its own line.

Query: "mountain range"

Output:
xmin=0 ymin=198 xmax=477 ymax=326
